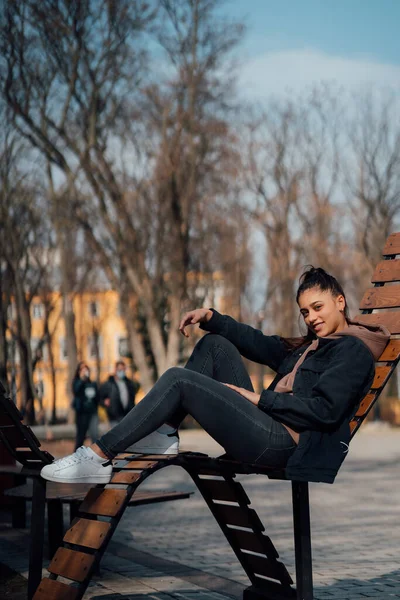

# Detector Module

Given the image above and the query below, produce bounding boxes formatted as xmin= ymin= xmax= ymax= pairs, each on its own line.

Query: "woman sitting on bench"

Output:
xmin=41 ymin=267 xmax=389 ymax=485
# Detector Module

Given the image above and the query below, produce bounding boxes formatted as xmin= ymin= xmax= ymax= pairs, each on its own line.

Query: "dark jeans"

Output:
xmin=75 ymin=412 xmax=99 ymax=450
xmin=97 ymin=334 xmax=296 ymax=468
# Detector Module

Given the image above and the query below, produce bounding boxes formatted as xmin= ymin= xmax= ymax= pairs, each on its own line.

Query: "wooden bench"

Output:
xmin=0 ymin=385 xmax=192 ymax=600
xmin=27 ymin=232 xmax=400 ymax=600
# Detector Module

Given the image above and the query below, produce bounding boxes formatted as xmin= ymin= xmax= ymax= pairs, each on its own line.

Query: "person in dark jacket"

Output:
xmin=72 ymin=362 xmax=99 ymax=451
xmin=42 ymin=267 xmax=390 ymax=485
xmin=99 ymin=361 xmax=139 ymax=426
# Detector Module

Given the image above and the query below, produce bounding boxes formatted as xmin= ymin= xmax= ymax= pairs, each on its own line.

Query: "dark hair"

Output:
xmin=283 ymin=266 xmax=350 ymax=349
xmin=73 ymin=361 xmax=90 ymax=380
xmin=115 ymin=360 xmax=126 ymax=369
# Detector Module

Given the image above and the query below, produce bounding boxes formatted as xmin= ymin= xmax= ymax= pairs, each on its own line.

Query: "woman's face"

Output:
xmin=298 ymin=287 xmax=347 ymax=337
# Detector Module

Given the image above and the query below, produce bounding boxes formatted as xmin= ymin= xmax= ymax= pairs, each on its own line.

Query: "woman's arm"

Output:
xmin=199 ymin=309 xmax=291 ymax=372
xmin=258 ymin=338 xmax=374 ymax=432
xmin=72 ymin=378 xmax=85 ymax=395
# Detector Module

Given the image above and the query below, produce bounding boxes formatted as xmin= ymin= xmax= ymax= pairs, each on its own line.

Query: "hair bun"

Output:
xmin=299 ymin=265 xmax=329 ymax=285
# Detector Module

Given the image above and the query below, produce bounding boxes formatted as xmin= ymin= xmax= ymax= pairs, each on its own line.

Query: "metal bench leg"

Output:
xmin=292 ymin=481 xmax=313 ymax=600
xmin=28 ymin=476 xmax=46 ymax=600
xmin=12 ymin=497 xmax=26 ymax=528
xmin=47 ymin=499 xmax=64 ymax=559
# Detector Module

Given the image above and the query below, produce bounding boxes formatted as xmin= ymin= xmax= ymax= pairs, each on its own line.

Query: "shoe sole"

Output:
xmin=41 ymin=473 xmax=112 ymax=484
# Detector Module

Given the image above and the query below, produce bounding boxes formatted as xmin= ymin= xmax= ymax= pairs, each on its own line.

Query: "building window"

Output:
xmin=32 ymin=303 xmax=44 ymax=320
xmin=88 ymin=301 xmax=99 ymax=317
xmin=88 ymin=334 xmax=102 ymax=359
xmin=117 ymin=337 xmax=131 ymax=358
xmin=60 ymin=337 xmax=68 ymax=361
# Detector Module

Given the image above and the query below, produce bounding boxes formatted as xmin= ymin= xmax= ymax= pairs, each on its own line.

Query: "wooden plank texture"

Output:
xmin=79 ymin=488 xmax=127 ymax=517
xmin=64 ymin=518 xmax=111 ymax=549
xmin=379 ymin=339 xmax=400 ymax=362
xmin=111 ymin=471 xmax=142 ymax=484
xmin=360 ymin=286 xmax=400 ymax=309
xmin=356 ymin=312 xmax=400 ymax=334
xmin=33 ymin=577 xmax=80 ymax=600
xmin=371 ymin=366 xmax=392 ymax=390
xmin=118 ymin=460 xmax=158 ymax=470
xmin=383 ymin=232 xmax=400 ymax=256
xmin=355 ymin=394 xmax=376 ymax=417
xmin=48 ymin=547 xmax=95 ymax=582
xmin=372 ymin=260 xmax=400 ymax=283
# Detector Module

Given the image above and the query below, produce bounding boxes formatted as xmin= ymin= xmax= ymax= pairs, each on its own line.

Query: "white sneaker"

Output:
xmin=126 ymin=430 xmax=179 ymax=455
xmin=40 ymin=446 xmax=113 ymax=484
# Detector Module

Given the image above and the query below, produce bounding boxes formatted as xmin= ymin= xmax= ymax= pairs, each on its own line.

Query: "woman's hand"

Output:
xmin=179 ymin=308 xmax=213 ymax=337
xmin=223 ymin=383 xmax=261 ymax=406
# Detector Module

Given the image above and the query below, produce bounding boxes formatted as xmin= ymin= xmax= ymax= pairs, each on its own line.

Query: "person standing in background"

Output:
xmin=99 ymin=360 xmax=139 ymax=426
xmin=72 ymin=362 xmax=99 ymax=451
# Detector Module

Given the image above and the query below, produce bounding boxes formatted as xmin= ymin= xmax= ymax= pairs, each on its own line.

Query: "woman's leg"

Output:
xmin=88 ymin=412 xmax=99 ymax=444
xmin=97 ymin=365 xmax=295 ymax=468
xmin=75 ymin=413 xmax=91 ymax=450
xmin=167 ymin=333 xmax=254 ymax=429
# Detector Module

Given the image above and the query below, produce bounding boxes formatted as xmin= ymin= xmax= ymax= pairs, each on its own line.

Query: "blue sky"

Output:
xmin=226 ymin=0 xmax=400 ymax=99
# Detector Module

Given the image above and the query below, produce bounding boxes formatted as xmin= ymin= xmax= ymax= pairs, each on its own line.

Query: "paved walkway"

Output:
xmin=0 ymin=425 xmax=400 ymax=599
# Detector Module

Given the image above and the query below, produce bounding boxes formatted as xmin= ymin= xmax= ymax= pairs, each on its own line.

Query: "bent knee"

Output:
xmin=196 ymin=333 xmax=232 ymax=350
xmin=162 ymin=366 xmax=184 ymax=382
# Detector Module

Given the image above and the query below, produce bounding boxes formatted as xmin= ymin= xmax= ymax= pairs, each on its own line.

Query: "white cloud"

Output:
xmin=238 ymin=48 xmax=400 ymax=100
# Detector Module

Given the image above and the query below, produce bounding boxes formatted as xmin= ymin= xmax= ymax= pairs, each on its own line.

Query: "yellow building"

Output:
xmin=24 ymin=290 xmax=138 ymax=419
xmin=7 ymin=276 xmax=274 ymax=421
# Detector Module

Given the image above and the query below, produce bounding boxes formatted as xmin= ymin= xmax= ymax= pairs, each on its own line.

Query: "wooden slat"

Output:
xmin=118 ymin=460 xmax=158 ymax=470
xmin=228 ymin=528 xmax=278 ymax=558
xmin=379 ymin=339 xmax=400 ymax=362
xmin=200 ymin=479 xmax=249 ymax=503
xmin=355 ymin=394 xmax=376 ymax=417
xmin=0 ymin=397 xmax=23 ymax=420
xmin=356 ymin=312 xmax=400 ymax=334
xmin=360 ymin=286 xmax=400 ymax=309
xmin=79 ymin=488 xmax=127 ymax=517
xmin=33 ymin=577 xmax=80 ymax=600
xmin=383 ymin=233 xmax=400 ymax=256
xmin=349 ymin=419 xmax=358 ymax=434
xmin=241 ymin=552 xmax=292 ymax=585
xmin=111 ymin=470 xmax=143 ymax=484
xmin=64 ymin=518 xmax=111 ymax=549
xmin=48 ymin=547 xmax=94 ymax=582
xmin=0 ymin=413 xmax=16 ymax=426
xmin=371 ymin=366 xmax=392 ymax=390
xmin=0 ymin=426 xmax=30 ymax=447
xmin=253 ymin=576 xmax=297 ymax=597
xmin=372 ymin=260 xmax=400 ymax=283
xmin=214 ymin=504 xmax=264 ymax=529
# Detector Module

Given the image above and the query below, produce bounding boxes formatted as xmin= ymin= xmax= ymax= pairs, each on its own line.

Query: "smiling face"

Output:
xmin=298 ymin=287 xmax=348 ymax=337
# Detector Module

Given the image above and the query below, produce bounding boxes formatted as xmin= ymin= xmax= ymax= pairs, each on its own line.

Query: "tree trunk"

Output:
xmin=0 ymin=274 xmax=8 ymax=386
xmin=120 ymin=297 xmax=155 ymax=393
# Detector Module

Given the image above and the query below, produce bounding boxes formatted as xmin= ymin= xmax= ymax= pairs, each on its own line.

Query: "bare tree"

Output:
xmin=243 ymin=100 xmax=304 ymax=336
xmin=0 ymin=0 xmax=244 ymax=387
xmin=0 ymin=120 xmax=54 ymax=423
xmin=346 ymin=91 xmax=400 ymax=297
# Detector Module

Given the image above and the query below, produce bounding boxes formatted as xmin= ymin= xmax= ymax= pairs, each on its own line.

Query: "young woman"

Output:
xmin=42 ymin=267 xmax=389 ymax=484
xmin=71 ymin=362 xmax=99 ymax=451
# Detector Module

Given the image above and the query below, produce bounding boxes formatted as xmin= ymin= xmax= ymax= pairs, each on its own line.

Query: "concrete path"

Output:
xmin=0 ymin=425 xmax=400 ymax=599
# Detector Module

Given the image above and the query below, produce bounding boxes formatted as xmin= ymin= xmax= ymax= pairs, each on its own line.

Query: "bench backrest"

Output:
xmin=349 ymin=232 xmax=400 ymax=436
xmin=0 ymin=382 xmax=53 ymax=468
